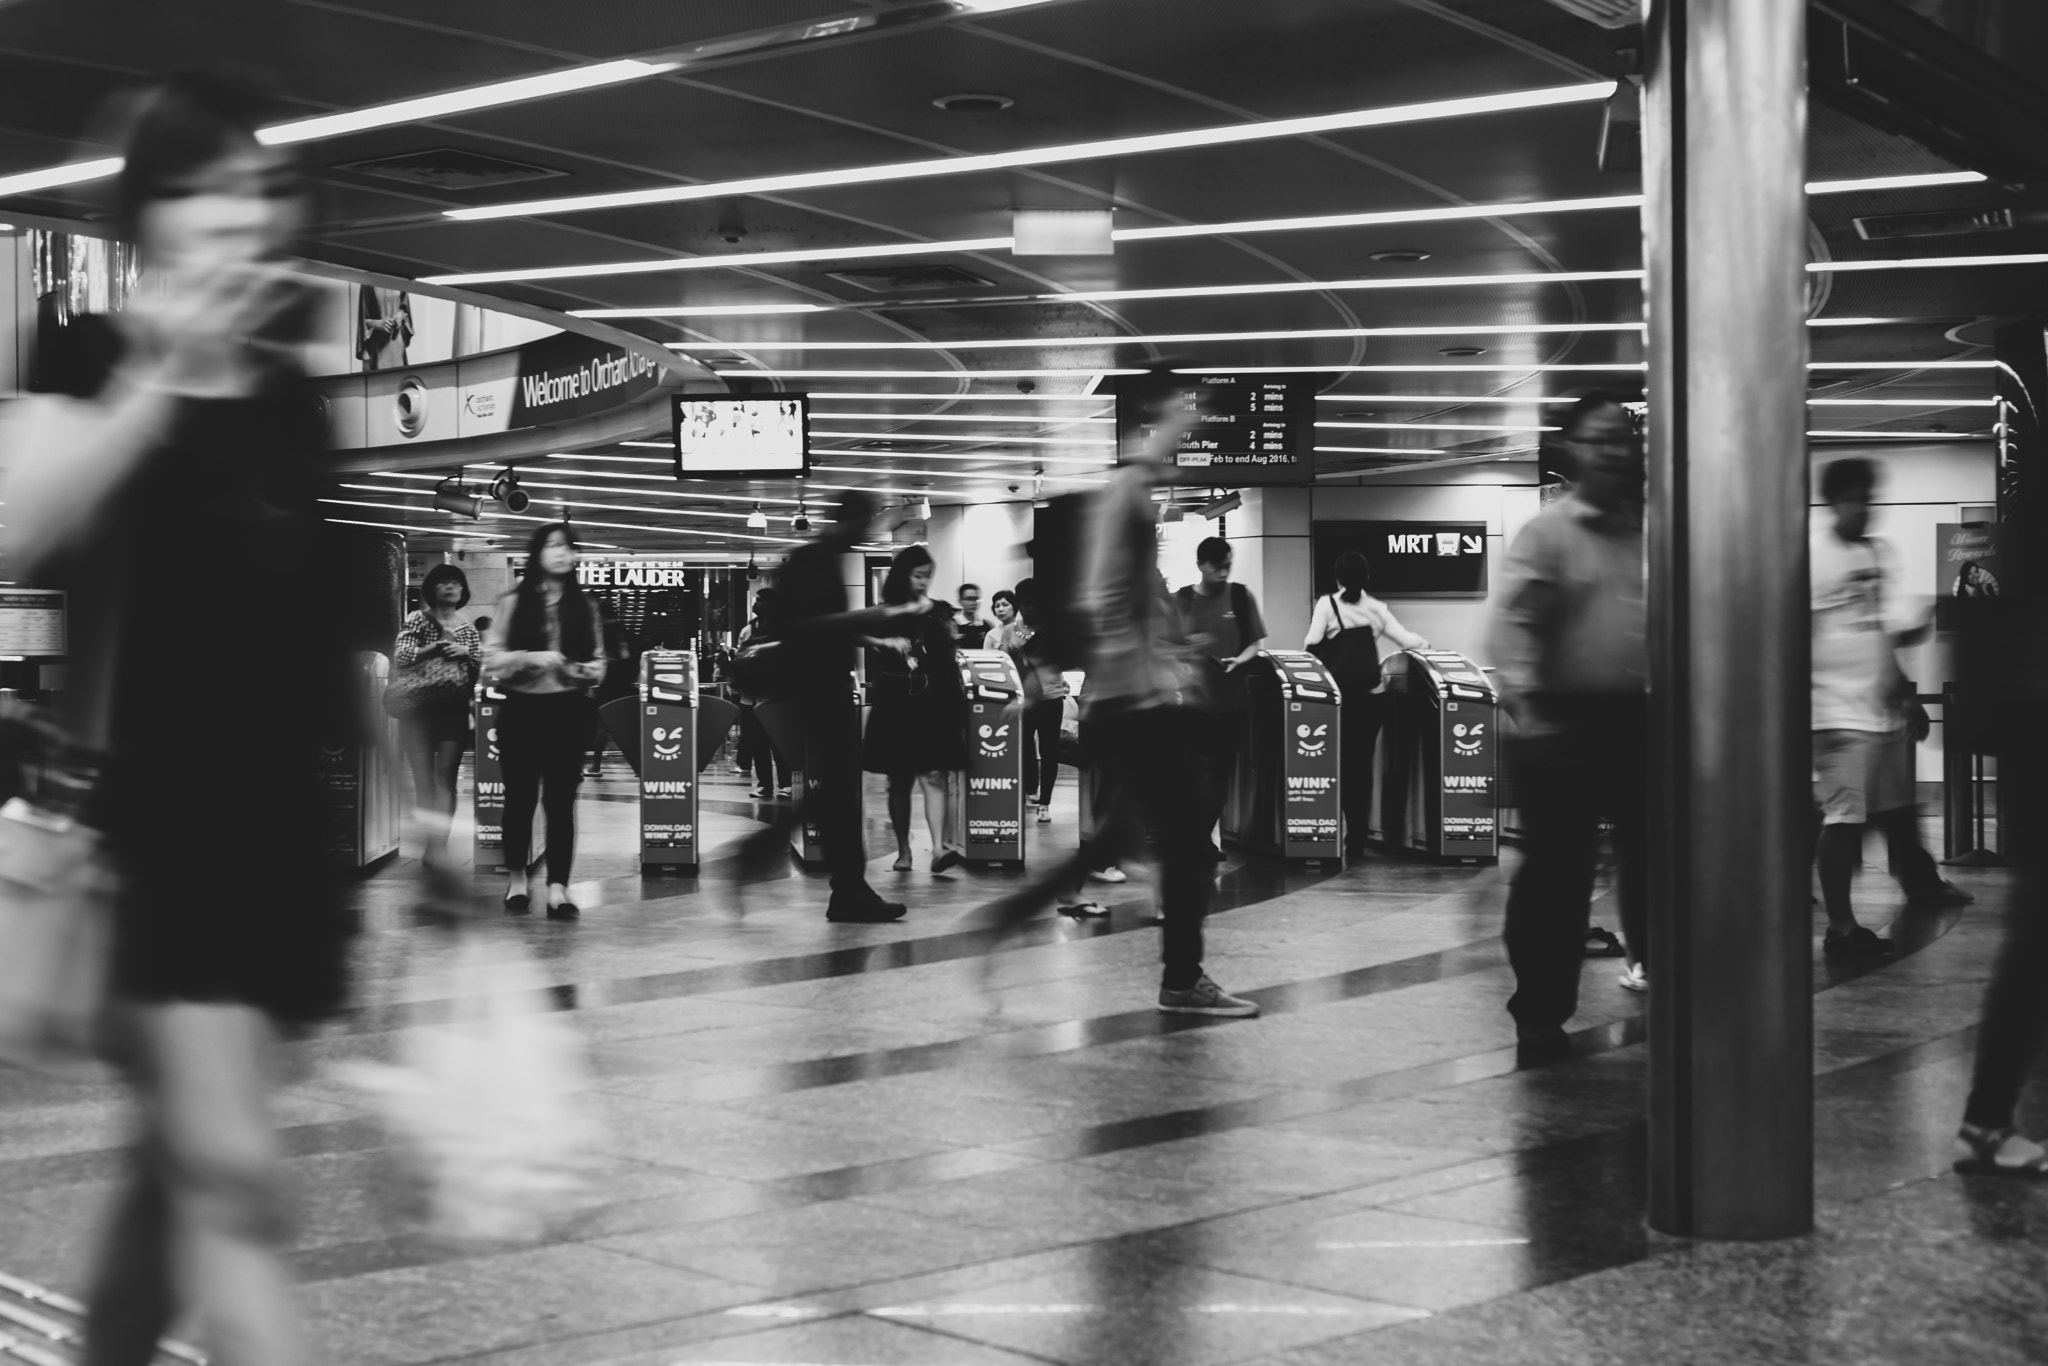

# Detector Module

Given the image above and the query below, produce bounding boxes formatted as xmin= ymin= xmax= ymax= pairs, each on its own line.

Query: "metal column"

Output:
xmin=1643 ymin=0 xmax=1813 ymax=1239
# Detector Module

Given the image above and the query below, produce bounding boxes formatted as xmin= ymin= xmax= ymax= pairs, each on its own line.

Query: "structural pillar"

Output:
xmin=1643 ymin=0 xmax=1814 ymax=1238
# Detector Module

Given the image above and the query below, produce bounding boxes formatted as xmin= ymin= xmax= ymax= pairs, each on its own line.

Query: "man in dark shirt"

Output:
xmin=1175 ymin=537 xmax=1266 ymax=859
xmin=955 ymin=583 xmax=991 ymax=649
xmin=769 ymin=490 xmax=931 ymax=922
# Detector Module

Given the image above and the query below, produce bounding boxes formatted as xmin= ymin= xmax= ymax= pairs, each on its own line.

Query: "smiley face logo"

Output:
xmin=977 ymin=722 xmax=1011 ymax=758
xmin=1295 ymin=722 xmax=1329 ymax=758
xmin=651 ymin=725 xmax=683 ymax=760
xmin=1453 ymin=721 xmax=1485 ymax=755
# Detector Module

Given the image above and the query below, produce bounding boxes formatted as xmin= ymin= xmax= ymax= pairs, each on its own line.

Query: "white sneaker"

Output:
xmin=1618 ymin=962 xmax=1648 ymax=994
xmin=1036 ymin=804 xmax=1053 ymax=823
xmin=1088 ymin=866 xmax=1128 ymax=884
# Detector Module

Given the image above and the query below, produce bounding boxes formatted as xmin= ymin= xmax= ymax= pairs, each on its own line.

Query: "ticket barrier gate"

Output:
xmin=1374 ymin=649 xmax=1499 ymax=863
xmin=957 ymin=649 xmax=1026 ymax=866
xmin=1221 ymin=650 xmax=1344 ymax=862
xmin=638 ymin=650 xmax=700 ymax=872
xmin=323 ymin=651 xmax=401 ymax=869
xmin=472 ymin=680 xmax=519 ymax=871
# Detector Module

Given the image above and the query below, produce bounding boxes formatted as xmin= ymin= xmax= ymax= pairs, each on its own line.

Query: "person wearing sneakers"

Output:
xmin=1490 ymin=393 xmax=1650 ymax=1059
xmin=963 ymin=367 xmax=1258 ymax=1017
xmin=1006 ymin=578 xmax=1068 ymax=824
xmin=1810 ymin=457 xmax=1965 ymax=963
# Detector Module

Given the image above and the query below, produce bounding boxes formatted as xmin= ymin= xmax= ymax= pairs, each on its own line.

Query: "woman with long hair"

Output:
xmin=1008 ymin=578 xmax=1069 ymax=822
xmin=862 ymin=544 xmax=969 ymax=872
xmin=1305 ymin=550 xmax=1428 ymax=857
xmin=484 ymin=522 xmax=607 ymax=917
xmin=0 ymin=75 xmax=355 ymax=1366
xmin=393 ymin=564 xmax=482 ymax=861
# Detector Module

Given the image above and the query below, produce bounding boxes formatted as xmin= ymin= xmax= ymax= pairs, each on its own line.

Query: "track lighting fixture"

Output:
xmin=745 ymin=550 xmax=759 ymax=581
xmin=431 ymin=476 xmax=481 ymax=519
xmin=747 ymin=503 xmax=769 ymax=530
xmin=913 ymin=496 xmax=933 ymax=521
xmin=488 ymin=468 xmax=530 ymax=513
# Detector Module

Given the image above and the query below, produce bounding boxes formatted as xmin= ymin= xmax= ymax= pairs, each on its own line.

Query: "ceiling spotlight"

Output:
xmin=488 ymin=468 xmax=530 ymax=513
xmin=1370 ymin=249 xmax=1432 ymax=263
xmin=747 ymin=503 xmax=769 ymax=530
xmin=746 ymin=550 xmax=759 ymax=581
xmin=914 ymin=496 xmax=934 ymax=521
xmin=792 ymin=501 xmax=811 ymax=532
xmin=1438 ymin=346 xmax=1488 ymax=357
xmin=432 ymin=476 xmax=481 ymax=519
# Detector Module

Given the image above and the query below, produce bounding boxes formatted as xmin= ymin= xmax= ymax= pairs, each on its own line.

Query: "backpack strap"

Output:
xmin=1231 ymin=581 xmax=1253 ymax=652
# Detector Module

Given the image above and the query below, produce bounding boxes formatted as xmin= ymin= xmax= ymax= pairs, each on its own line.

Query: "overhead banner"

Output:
xmin=508 ymin=330 xmax=665 ymax=427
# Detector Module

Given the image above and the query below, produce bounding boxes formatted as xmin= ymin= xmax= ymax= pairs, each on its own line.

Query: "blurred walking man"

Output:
xmin=1490 ymin=394 xmax=1648 ymax=1061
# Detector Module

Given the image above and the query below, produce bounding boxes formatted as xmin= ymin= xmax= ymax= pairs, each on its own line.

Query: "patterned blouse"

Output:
xmin=394 ymin=609 xmax=484 ymax=674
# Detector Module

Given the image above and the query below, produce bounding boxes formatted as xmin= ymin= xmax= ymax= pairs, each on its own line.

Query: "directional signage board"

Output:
xmin=1114 ymin=375 xmax=1315 ymax=486
xmin=1312 ymin=521 xmax=1490 ymax=598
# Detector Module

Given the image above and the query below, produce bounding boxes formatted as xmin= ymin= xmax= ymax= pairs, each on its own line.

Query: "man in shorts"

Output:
xmin=1811 ymin=458 xmax=1969 ymax=961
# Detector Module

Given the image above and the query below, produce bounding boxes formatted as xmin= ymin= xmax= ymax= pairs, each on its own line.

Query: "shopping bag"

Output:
xmin=336 ymin=934 xmax=602 ymax=1244
xmin=0 ymin=796 xmax=116 ymax=1081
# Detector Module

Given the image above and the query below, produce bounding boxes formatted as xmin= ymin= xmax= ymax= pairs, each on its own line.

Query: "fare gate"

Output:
xmin=639 ymin=650 xmax=700 ymax=871
xmin=957 ymin=648 xmax=1026 ymax=865
xmin=1376 ymin=649 xmax=1499 ymax=862
xmin=1223 ymin=650 xmax=1344 ymax=862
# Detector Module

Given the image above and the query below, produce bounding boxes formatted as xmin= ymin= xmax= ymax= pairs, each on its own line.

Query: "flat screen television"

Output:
xmin=672 ymin=395 xmax=809 ymax=479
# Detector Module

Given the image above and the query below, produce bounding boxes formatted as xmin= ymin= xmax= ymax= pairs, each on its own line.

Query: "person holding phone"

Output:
xmin=392 ymin=564 xmax=483 ymax=863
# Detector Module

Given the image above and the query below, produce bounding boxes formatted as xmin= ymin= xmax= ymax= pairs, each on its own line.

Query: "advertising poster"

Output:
xmin=959 ymin=651 xmax=1025 ymax=861
xmin=1438 ymin=703 xmax=1498 ymax=852
xmin=472 ymin=686 xmax=506 ymax=861
xmin=1273 ymin=651 xmax=1341 ymax=855
xmin=1935 ymin=522 xmax=2001 ymax=631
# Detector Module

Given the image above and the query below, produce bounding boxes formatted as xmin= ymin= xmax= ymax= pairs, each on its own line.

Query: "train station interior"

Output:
xmin=0 ymin=2 xmax=2045 ymax=1364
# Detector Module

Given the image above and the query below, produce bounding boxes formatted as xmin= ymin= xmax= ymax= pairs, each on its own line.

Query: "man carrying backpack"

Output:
xmin=1175 ymin=537 xmax=1267 ymax=860
xmin=1304 ymin=550 xmax=1430 ymax=857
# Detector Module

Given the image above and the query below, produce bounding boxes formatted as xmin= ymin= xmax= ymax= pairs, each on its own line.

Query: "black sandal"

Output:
xmin=1583 ymin=927 xmax=1625 ymax=959
xmin=504 ymin=892 xmax=531 ymax=915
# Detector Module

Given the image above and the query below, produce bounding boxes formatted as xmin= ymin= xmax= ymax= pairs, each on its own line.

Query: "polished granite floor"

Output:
xmin=1 ymin=756 xmax=2043 ymax=1366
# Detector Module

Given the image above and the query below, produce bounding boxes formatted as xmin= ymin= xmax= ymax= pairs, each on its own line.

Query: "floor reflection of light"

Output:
xmin=869 ymin=1302 xmax=1396 ymax=1317
xmin=1315 ymin=1237 xmax=1530 ymax=1250
xmin=724 ymin=1304 xmax=833 ymax=1319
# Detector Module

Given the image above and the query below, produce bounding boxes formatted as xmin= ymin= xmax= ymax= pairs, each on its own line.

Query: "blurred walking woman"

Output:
xmin=392 ymin=564 xmax=482 ymax=859
xmin=486 ymin=523 xmax=606 ymax=918
xmin=0 ymin=76 xmax=354 ymax=1366
xmin=863 ymin=545 xmax=969 ymax=872
xmin=1305 ymin=551 xmax=1428 ymax=857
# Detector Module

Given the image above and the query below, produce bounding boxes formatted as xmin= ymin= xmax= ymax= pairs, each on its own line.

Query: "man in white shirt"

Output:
xmin=1811 ymin=458 xmax=1968 ymax=962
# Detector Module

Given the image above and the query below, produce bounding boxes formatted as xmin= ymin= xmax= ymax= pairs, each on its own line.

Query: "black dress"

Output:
xmin=862 ymin=617 xmax=969 ymax=776
xmin=41 ymin=319 xmax=355 ymax=1025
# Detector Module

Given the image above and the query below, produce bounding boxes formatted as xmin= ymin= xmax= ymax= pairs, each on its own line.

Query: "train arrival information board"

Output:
xmin=1115 ymin=375 xmax=1315 ymax=486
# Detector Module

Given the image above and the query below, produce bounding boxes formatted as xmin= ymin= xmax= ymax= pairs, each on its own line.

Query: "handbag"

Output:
xmin=1307 ymin=594 xmax=1384 ymax=697
xmin=0 ymin=709 xmax=117 ymax=1081
xmin=386 ymin=616 xmax=474 ymax=720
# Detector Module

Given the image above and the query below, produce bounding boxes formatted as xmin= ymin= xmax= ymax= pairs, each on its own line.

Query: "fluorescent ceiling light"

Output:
xmin=810 ymin=429 xmax=1111 ymax=446
xmin=670 ymin=322 xmax=1645 ymax=352
xmin=809 ymin=464 xmax=1104 ymax=484
xmin=1046 ymin=268 xmax=1644 ymax=306
xmin=346 ymin=481 xmax=768 ymax=520
xmin=571 ymin=303 xmax=829 ymax=318
xmin=581 ymin=447 xmax=672 ymax=457
xmin=808 ymin=448 xmax=1108 ymax=466
xmin=1319 ymin=421 xmax=1557 ymax=432
xmin=1316 ymin=394 xmax=1583 ymax=404
xmin=0 ymin=60 xmax=675 ymax=200
xmin=259 ymin=60 xmax=674 ymax=145
xmin=325 ymin=515 xmax=502 ymax=540
xmin=1809 ymin=253 xmax=2048 ymax=274
xmin=1189 ymin=364 xmax=1649 ymax=374
xmin=807 ymin=391 xmax=1110 ymax=402
xmin=364 ymin=466 xmax=807 ymax=503
xmin=1804 ymin=171 xmax=1988 ymax=194
xmin=1806 ymin=397 xmax=1997 ymax=406
xmin=1316 ymin=445 xmax=1448 ymax=455
xmin=1807 ymin=361 xmax=1998 ymax=370
xmin=714 ymin=369 xmax=1145 ymax=378
xmin=954 ymin=0 xmax=1062 ymax=11
xmin=812 ymin=412 xmax=1113 ymax=423
xmin=1112 ymin=195 xmax=1638 ymax=244
xmin=326 ymin=496 xmax=798 ymax=543
xmin=444 ymin=82 xmax=1617 ymax=221
xmin=1807 ymin=429 xmax=1985 ymax=438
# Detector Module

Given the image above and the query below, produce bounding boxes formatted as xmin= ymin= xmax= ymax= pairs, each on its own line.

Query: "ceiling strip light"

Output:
xmin=1319 ymin=421 xmax=1558 ymax=432
xmin=808 ymin=449 xmax=1108 ymax=466
xmin=1187 ymin=364 xmax=1648 ymax=374
xmin=571 ymin=303 xmax=829 ymax=318
xmin=1809 ymin=252 xmax=2048 ymax=274
xmin=443 ymin=82 xmax=1617 ymax=221
xmin=0 ymin=156 xmax=124 ymax=199
xmin=809 ymin=429 xmax=1111 ymax=445
xmin=810 ymin=412 xmax=1113 ymax=423
xmin=1316 ymin=445 xmax=1449 ymax=455
xmin=806 ymin=391 xmax=1108 ymax=402
xmin=808 ymin=464 xmax=1104 ymax=484
xmin=1806 ymin=397 xmax=1997 ymax=406
xmin=1044 ymin=268 xmax=1645 ymax=306
xmin=1806 ymin=430 xmax=1986 ymax=438
xmin=1804 ymin=171 xmax=1988 ymax=194
xmin=668 ymin=322 xmax=1646 ymax=352
xmin=326 ymin=515 xmax=503 ymax=540
xmin=713 ymin=369 xmax=1145 ymax=378
xmin=426 ymin=236 xmax=1012 ymax=286
xmin=1315 ymin=394 xmax=1582 ymax=404
xmin=1112 ymin=195 xmax=1639 ymax=244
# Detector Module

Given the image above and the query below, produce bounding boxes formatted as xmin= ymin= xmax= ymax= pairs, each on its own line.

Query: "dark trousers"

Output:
xmin=499 ymin=690 xmax=592 ymax=886
xmin=801 ymin=696 xmax=875 ymax=905
xmin=1340 ymin=693 xmax=1385 ymax=849
xmin=1021 ymin=698 xmax=1064 ymax=806
xmin=973 ymin=705 xmax=1208 ymax=988
xmin=1965 ymin=761 xmax=2048 ymax=1130
xmin=741 ymin=703 xmax=788 ymax=790
xmin=1503 ymin=695 xmax=1648 ymax=1034
xmin=1193 ymin=707 xmax=1248 ymax=842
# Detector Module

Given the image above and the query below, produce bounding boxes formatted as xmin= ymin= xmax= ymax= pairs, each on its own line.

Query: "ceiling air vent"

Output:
xmin=1854 ymin=205 xmax=2048 ymax=241
xmin=1535 ymin=0 xmax=1639 ymax=29
xmin=826 ymin=264 xmax=995 ymax=293
xmin=333 ymin=147 xmax=567 ymax=191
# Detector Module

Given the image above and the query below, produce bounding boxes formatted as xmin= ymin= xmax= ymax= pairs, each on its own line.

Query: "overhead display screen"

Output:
xmin=0 ymin=590 xmax=66 ymax=657
xmin=672 ymin=395 xmax=809 ymax=479
xmin=1313 ymin=521 xmax=1490 ymax=599
xmin=1114 ymin=375 xmax=1315 ymax=486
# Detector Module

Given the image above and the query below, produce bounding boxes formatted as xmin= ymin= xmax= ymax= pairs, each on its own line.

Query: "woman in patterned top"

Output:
xmin=393 ymin=563 xmax=483 ymax=863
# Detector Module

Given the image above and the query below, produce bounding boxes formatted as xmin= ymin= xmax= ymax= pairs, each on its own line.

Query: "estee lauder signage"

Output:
xmin=575 ymin=560 xmax=697 ymax=589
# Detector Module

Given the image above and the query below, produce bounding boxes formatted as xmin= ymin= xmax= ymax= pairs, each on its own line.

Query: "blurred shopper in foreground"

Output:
xmin=759 ymin=491 xmax=933 ymax=921
xmin=736 ymin=589 xmax=791 ymax=798
xmin=484 ymin=523 xmax=606 ymax=919
xmin=1176 ymin=537 xmax=1266 ymax=860
xmin=0 ymin=75 xmax=354 ymax=1366
xmin=1490 ymin=394 xmax=1648 ymax=1059
xmin=863 ymin=545 xmax=969 ymax=873
xmin=1304 ymin=550 xmax=1428 ymax=857
xmin=390 ymin=564 xmax=482 ymax=870
xmin=966 ymin=371 xmax=1257 ymax=1017
xmin=1810 ymin=457 xmax=1968 ymax=963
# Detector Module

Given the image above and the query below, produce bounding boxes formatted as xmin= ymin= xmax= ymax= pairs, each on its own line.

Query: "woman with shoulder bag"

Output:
xmin=1009 ymin=580 xmax=1070 ymax=822
xmin=1306 ymin=551 xmax=1429 ymax=858
xmin=862 ymin=545 xmax=969 ymax=873
xmin=484 ymin=523 xmax=607 ymax=919
xmin=391 ymin=564 xmax=482 ymax=865
xmin=0 ymin=76 xmax=356 ymax=1366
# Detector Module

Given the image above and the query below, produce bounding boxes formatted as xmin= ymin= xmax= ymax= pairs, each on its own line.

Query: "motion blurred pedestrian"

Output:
xmin=1304 ymin=550 xmax=1428 ymax=857
xmin=1007 ymin=578 xmax=1069 ymax=822
xmin=1490 ymin=393 xmax=1648 ymax=1059
xmin=1810 ymin=457 xmax=1969 ymax=963
xmin=1176 ymin=536 xmax=1266 ymax=859
xmin=0 ymin=74 xmax=355 ymax=1366
xmin=864 ymin=545 xmax=969 ymax=873
xmin=391 ymin=563 xmax=482 ymax=863
xmin=736 ymin=589 xmax=790 ymax=798
xmin=485 ymin=522 xmax=606 ymax=919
